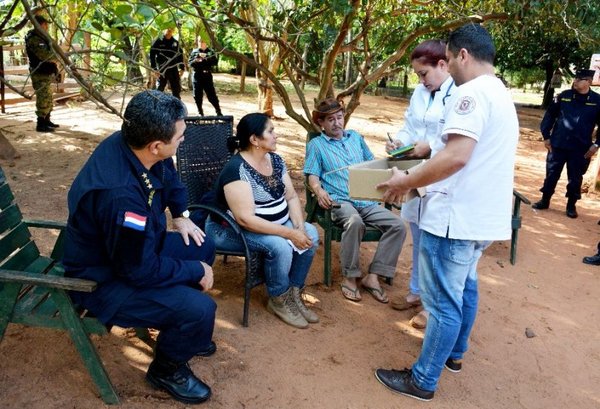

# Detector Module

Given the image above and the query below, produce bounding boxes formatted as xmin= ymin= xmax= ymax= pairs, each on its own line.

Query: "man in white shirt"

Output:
xmin=374 ymin=23 xmax=519 ymax=401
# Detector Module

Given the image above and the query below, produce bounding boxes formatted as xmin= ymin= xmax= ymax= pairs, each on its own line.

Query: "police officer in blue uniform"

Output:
xmin=63 ymin=90 xmax=217 ymax=404
xmin=188 ymin=40 xmax=222 ymax=116
xmin=532 ymin=69 xmax=600 ymax=218
xmin=150 ymin=27 xmax=185 ymax=99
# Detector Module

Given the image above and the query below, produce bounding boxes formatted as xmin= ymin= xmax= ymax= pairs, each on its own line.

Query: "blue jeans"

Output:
xmin=205 ymin=217 xmax=319 ymax=296
xmin=408 ymin=222 xmax=421 ymax=295
xmin=411 ymin=230 xmax=490 ymax=391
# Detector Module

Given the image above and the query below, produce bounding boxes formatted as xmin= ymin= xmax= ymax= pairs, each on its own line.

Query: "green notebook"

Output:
xmin=388 ymin=144 xmax=415 ymax=158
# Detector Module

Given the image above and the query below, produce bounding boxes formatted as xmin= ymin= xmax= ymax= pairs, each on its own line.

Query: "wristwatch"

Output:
xmin=176 ymin=210 xmax=190 ymax=219
xmin=593 ymin=143 xmax=599 ymax=148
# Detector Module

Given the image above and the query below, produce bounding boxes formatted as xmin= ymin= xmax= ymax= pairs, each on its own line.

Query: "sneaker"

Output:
xmin=374 ymin=368 xmax=434 ymax=402
xmin=444 ymin=358 xmax=462 ymax=373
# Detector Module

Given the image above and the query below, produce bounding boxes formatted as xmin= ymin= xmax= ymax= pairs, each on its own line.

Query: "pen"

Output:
xmin=387 ymin=132 xmax=394 ymax=143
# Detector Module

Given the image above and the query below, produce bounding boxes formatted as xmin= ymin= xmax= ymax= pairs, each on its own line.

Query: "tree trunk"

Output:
xmin=0 ymin=130 xmax=19 ymax=163
xmin=345 ymin=30 xmax=353 ymax=88
xmin=239 ymin=61 xmax=246 ymax=93
xmin=123 ymin=36 xmax=144 ymax=85
xmin=541 ymin=60 xmax=555 ymax=109
xmin=257 ymin=75 xmax=274 ymax=116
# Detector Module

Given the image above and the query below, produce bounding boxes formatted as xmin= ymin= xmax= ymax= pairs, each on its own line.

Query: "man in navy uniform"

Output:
xmin=532 ymin=68 xmax=600 ymax=218
xmin=188 ymin=40 xmax=222 ymax=116
xmin=150 ymin=26 xmax=185 ymax=99
xmin=63 ymin=90 xmax=216 ymax=404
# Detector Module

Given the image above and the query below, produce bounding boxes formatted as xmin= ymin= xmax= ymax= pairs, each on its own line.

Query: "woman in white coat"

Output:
xmin=386 ymin=39 xmax=456 ymax=328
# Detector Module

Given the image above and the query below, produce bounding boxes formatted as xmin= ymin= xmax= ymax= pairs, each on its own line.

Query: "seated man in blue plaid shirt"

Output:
xmin=304 ymin=98 xmax=407 ymax=303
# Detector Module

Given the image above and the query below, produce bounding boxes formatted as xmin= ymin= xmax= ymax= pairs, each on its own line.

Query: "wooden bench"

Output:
xmin=0 ymin=165 xmax=120 ymax=404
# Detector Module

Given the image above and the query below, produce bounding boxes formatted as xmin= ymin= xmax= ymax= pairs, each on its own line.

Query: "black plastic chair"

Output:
xmin=177 ymin=116 xmax=264 ymax=327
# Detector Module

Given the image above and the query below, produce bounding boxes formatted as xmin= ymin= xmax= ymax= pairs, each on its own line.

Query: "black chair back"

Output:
xmin=176 ymin=115 xmax=265 ymax=327
xmin=177 ymin=116 xmax=234 ymax=206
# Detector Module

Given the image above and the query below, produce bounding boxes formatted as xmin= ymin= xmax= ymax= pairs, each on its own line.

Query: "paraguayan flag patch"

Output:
xmin=123 ymin=211 xmax=147 ymax=231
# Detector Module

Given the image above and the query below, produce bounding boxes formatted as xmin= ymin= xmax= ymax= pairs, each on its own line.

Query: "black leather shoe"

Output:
xmin=375 ymin=368 xmax=434 ymax=401
xmin=531 ymin=200 xmax=549 ymax=210
xmin=566 ymin=206 xmax=578 ymax=218
xmin=196 ymin=341 xmax=217 ymax=357
xmin=146 ymin=362 xmax=211 ymax=404
xmin=582 ymin=253 xmax=600 ymax=266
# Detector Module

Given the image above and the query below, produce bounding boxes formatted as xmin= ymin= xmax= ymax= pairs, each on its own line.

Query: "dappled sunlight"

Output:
xmin=62 ymin=144 xmax=82 ymax=152
xmin=121 ymin=345 xmax=153 ymax=372
xmin=479 ymin=273 xmax=509 ymax=288
xmin=302 ymin=291 xmax=320 ymax=306
xmin=215 ymin=317 xmax=239 ymax=331
xmin=392 ymin=319 xmax=425 ymax=341
xmin=580 ymin=389 xmax=600 ymax=406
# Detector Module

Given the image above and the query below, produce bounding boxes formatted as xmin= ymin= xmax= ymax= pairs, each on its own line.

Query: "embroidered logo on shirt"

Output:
xmin=454 ymin=96 xmax=476 ymax=115
xmin=123 ymin=211 xmax=147 ymax=231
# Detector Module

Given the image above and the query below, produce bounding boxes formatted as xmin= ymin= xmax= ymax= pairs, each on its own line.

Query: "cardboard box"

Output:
xmin=348 ymin=158 xmax=424 ymax=201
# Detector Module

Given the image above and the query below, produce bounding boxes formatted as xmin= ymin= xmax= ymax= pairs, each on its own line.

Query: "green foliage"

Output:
xmin=4 ymin=0 xmax=599 ymax=121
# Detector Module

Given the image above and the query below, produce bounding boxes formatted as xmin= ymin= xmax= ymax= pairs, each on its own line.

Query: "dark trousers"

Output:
xmin=109 ymin=232 xmax=216 ymax=363
xmin=540 ymin=147 xmax=590 ymax=201
xmin=192 ymin=73 xmax=221 ymax=115
xmin=156 ymin=68 xmax=182 ymax=99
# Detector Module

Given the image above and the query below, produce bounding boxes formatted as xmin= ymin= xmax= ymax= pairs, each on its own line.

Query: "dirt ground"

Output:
xmin=1 ymin=74 xmax=599 ymax=409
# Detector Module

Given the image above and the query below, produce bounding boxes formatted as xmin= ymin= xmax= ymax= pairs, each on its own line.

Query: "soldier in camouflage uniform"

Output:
xmin=25 ymin=15 xmax=59 ymax=133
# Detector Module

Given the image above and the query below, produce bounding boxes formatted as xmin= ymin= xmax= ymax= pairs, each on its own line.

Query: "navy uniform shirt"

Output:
xmin=149 ymin=35 xmax=184 ymax=73
xmin=63 ymin=132 xmax=204 ymax=323
xmin=541 ymin=88 xmax=600 ymax=152
xmin=188 ymin=47 xmax=217 ymax=76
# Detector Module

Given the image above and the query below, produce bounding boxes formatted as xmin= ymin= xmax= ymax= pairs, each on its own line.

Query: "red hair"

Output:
xmin=410 ymin=39 xmax=447 ymax=67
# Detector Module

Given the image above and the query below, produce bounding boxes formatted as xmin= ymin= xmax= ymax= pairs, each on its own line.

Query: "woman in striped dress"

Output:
xmin=205 ymin=113 xmax=320 ymax=329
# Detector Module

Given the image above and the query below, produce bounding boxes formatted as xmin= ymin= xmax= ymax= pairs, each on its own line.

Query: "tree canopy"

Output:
xmin=1 ymin=0 xmax=599 ymax=130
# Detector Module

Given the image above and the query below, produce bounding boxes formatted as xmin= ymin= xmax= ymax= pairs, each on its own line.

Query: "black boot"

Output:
xmin=582 ymin=253 xmax=600 ymax=265
xmin=531 ymin=194 xmax=551 ymax=210
xmin=36 ymin=116 xmax=54 ymax=133
xmin=566 ymin=198 xmax=578 ymax=219
xmin=146 ymin=351 xmax=211 ymax=404
xmin=215 ymin=107 xmax=223 ymax=116
xmin=45 ymin=114 xmax=59 ymax=128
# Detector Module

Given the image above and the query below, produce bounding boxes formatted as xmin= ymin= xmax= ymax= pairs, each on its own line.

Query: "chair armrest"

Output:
xmin=188 ymin=204 xmax=244 ymax=236
xmin=23 ymin=219 xmax=67 ymax=261
xmin=0 ymin=269 xmax=97 ymax=292
xmin=23 ymin=219 xmax=67 ymax=230
xmin=512 ymin=190 xmax=531 ymax=205
xmin=188 ymin=204 xmax=256 ymax=262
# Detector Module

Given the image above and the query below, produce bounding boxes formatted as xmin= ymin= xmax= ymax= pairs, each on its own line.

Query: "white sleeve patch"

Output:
xmin=454 ymin=96 xmax=476 ymax=115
